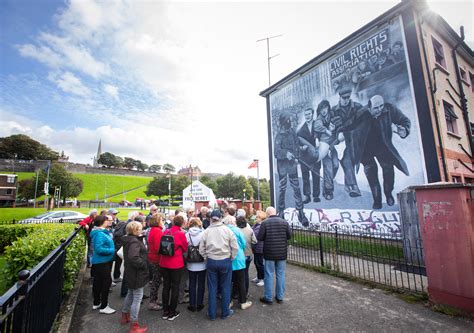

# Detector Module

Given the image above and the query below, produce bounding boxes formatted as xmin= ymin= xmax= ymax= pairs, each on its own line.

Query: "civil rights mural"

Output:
xmin=268 ymin=17 xmax=426 ymax=235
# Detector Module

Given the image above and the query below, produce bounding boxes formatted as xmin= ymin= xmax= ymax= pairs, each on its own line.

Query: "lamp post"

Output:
xmin=243 ymin=188 xmax=246 ymax=206
xmin=168 ymin=174 xmax=171 ymax=207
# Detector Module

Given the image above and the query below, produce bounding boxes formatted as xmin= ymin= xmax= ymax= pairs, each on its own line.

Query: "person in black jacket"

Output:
xmin=257 ymin=207 xmax=292 ymax=305
xmin=120 ymin=221 xmax=149 ymax=332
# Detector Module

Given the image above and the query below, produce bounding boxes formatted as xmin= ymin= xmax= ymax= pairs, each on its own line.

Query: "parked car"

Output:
xmin=18 ymin=211 xmax=87 ymax=224
xmin=119 ymin=200 xmax=133 ymax=207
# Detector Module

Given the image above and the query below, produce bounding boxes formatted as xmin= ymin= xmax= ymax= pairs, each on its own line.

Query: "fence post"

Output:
xmin=14 ymin=270 xmax=30 ymax=332
xmin=335 ymin=226 xmax=339 ymax=253
xmin=318 ymin=231 xmax=324 ymax=267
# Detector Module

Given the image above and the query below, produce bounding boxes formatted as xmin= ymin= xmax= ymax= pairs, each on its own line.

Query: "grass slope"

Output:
xmin=1 ymin=171 xmax=157 ymax=202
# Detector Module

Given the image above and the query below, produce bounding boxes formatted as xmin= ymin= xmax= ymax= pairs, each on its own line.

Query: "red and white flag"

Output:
xmin=248 ymin=160 xmax=258 ymax=169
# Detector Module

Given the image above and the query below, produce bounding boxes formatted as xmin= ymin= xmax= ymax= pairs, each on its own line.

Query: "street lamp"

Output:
xmin=243 ymin=188 xmax=246 ymax=202
xmin=166 ymin=173 xmax=171 ymax=208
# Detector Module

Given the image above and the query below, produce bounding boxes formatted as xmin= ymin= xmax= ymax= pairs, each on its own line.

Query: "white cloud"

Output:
xmin=49 ymin=71 xmax=90 ymax=96
xmin=16 ymin=44 xmax=63 ymax=68
xmin=103 ymin=84 xmax=119 ymax=100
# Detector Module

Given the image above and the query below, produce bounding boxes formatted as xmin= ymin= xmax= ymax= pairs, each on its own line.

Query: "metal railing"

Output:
xmin=288 ymin=225 xmax=426 ymax=294
xmin=0 ymin=219 xmax=82 ymax=225
xmin=0 ymin=227 xmax=83 ymax=333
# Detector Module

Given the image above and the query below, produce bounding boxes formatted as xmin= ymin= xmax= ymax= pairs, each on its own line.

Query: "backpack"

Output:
xmin=185 ymin=234 xmax=204 ymax=263
xmin=159 ymin=230 xmax=175 ymax=256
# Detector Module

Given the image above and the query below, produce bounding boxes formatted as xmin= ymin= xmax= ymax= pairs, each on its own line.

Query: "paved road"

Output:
xmin=70 ymin=264 xmax=474 ymax=332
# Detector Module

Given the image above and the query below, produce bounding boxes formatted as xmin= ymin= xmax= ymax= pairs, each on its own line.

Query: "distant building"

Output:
xmin=58 ymin=151 xmax=69 ymax=163
xmin=0 ymin=174 xmax=17 ymax=207
xmin=178 ymin=165 xmax=202 ymax=180
xmin=92 ymin=139 xmax=102 ymax=167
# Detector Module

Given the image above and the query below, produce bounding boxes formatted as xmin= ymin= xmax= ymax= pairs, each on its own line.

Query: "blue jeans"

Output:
xmin=207 ymin=258 xmax=232 ymax=319
xmin=264 ymin=260 xmax=286 ymax=301
xmin=188 ymin=269 xmax=206 ymax=307
xmin=122 ymin=287 xmax=144 ymax=322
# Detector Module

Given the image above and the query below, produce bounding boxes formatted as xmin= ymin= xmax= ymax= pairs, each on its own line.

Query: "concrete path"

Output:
xmin=70 ymin=264 xmax=473 ymax=332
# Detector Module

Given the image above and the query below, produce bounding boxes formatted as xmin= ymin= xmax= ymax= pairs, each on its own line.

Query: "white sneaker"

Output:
xmin=256 ymin=280 xmax=264 ymax=287
xmin=99 ymin=305 xmax=116 ymax=314
xmin=229 ymin=301 xmax=233 ymax=309
xmin=240 ymin=301 xmax=252 ymax=310
xmin=111 ymin=282 xmax=117 ymax=287
xmin=251 ymin=277 xmax=259 ymax=283
xmin=92 ymin=304 xmax=100 ymax=310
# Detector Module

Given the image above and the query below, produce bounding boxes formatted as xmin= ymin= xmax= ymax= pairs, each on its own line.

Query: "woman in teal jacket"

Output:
xmin=90 ymin=215 xmax=116 ymax=314
xmin=223 ymin=216 xmax=252 ymax=310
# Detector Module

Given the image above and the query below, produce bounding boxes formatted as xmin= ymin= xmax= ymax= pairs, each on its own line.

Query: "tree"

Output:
xmin=98 ymin=152 xmax=122 ymax=168
xmin=199 ymin=175 xmax=217 ymax=192
xmin=248 ymin=177 xmax=270 ymax=201
xmin=145 ymin=176 xmax=168 ymax=198
xmin=123 ymin=157 xmax=136 ymax=170
xmin=0 ymin=134 xmax=59 ymax=160
xmin=171 ymin=175 xmax=191 ymax=198
xmin=17 ymin=178 xmax=36 ymax=200
xmin=215 ymin=173 xmax=253 ymax=199
xmin=162 ymin=163 xmax=175 ymax=173
xmin=18 ymin=163 xmax=83 ymax=201
xmin=137 ymin=162 xmax=148 ymax=172
xmin=149 ymin=164 xmax=162 ymax=173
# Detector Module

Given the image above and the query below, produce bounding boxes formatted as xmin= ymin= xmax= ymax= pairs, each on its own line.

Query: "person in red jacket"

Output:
xmin=147 ymin=214 xmax=164 ymax=311
xmin=159 ymin=215 xmax=188 ymax=321
xmin=79 ymin=209 xmax=98 ymax=267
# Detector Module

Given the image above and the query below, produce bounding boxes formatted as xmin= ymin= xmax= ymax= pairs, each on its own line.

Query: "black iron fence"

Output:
xmin=288 ymin=225 xmax=426 ymax=294
xmin=0 ymin=219 xmax=82 ymax=225
xmin=0 ymin=227 xmax=83 ymax=333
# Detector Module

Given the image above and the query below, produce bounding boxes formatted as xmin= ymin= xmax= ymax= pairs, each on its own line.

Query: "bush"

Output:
xmin=3 ymin=224 xmax=85 ymax=294
xmin=0 ymin=224 xmax=45 ymax=253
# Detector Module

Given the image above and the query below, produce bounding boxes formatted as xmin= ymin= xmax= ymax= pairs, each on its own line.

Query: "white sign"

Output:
xmin=182 ymin=180 xmax=217 ymax=209
xmin=44 ymin=182 xmax=49 ymax=194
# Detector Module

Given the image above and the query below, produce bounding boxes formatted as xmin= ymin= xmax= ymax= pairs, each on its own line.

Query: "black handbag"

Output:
xmin=186 ymin=234 xmax=204 ymax=263
xmin=159 ymin=231 xmax=175 ymax=256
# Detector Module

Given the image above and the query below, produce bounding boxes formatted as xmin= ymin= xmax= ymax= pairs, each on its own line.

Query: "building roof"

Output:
xmin=259 ymin=0 xmax=473 ymax=98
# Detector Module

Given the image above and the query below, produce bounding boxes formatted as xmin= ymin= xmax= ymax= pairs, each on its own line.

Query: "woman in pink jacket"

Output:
xmin=159 ymin=215 xmax=188 ymax=321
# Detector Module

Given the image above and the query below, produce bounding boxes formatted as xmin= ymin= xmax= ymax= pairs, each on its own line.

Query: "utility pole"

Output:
xmin=257 ymin=34 xmax=282 ymax=86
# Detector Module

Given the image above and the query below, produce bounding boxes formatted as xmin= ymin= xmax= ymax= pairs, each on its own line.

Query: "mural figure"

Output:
xmin=341 ymin=95 xmax=411 ymax=209
xmin=331 ymin=85 xmax=364 ymax=198
xmin=274 ymin=112 xmax=309 ymax=226
xmin=313 ymin=100 xmax=340 ymax=201
xmin=297 ymin=107 xmax=321 ymax=204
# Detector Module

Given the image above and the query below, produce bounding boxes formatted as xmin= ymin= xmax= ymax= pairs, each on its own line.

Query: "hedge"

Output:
xmin=0 ymin=224 xmax=41 ymax=253
xmin=3 ymin=224 xmax=85 ymax=294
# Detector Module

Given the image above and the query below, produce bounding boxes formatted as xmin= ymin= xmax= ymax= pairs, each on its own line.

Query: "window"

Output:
xmin=452 ymin=175 xmax=461 ymax=183
xmin=6 ymin=189 xmax=13 ymax=195
xmin=465 ymin=177 xmax=474 ymax=184
xmin=6 ymin=176 xmax=15 ymax=183
xmin=431 ymin=37 xmax=446 ymax=68
xmin=459 ymin=67 xmax=467 ymax=81
xmin=470 ymin=72 xmax=474 ymax=93
xmin=443 ymin=100 xmax=458 ymax=134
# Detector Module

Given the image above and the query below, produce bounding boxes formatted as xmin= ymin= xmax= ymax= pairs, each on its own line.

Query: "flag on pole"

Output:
xmin=248 ymin=160 xmax=258 ymax=169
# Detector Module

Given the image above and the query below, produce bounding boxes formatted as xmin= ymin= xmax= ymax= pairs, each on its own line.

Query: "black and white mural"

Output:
xmin=269 ymin=16 xmax=426 ymax=235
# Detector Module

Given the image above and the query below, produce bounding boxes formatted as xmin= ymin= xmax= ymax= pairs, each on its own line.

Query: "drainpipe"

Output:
xmin=417 ymin=14 xmax=449 ymax=181
xmin=451 ymin=26 xmax=474 ymax=157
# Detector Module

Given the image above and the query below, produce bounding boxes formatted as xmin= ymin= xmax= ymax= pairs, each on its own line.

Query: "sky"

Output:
xmin=0 ymin=0 xmax=472 ymax=179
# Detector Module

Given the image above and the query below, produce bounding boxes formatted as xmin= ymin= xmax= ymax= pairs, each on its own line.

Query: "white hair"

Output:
xmin=236 ymin=209 xmax=246 ymax=218
xmin=128 ymin=211 xmax=139 ymax=220
xmin=266 ymin=206 xmax=277 ymax=216
xmin=222 ymin=215 xmax=236 ymax=226
xmin=149 ymin=204 xmax=157 ymax=211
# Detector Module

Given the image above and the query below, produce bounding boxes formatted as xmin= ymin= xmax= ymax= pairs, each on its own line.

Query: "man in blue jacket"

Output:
xmin=257 ymin=207 xmax=292 ymax=305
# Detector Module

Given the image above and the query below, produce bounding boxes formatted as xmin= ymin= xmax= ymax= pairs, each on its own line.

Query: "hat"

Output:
xmin=210 ymin=209 xmax=221 ymax=220
xmin=339 ymin=84 xmax=352 ymax=96
xmin=108 ymin=208 xmax=119 ymax=215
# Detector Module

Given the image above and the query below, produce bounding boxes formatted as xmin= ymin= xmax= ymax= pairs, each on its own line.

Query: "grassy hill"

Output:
xmin=2 ymin=171 xmax=157 ymax=202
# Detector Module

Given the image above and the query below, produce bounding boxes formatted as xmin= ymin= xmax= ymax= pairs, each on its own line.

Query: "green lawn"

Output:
xmin=2 ymin=170 xmax=158 ymax=202
xmin=73 ymin=173 xmax=155 ymax=201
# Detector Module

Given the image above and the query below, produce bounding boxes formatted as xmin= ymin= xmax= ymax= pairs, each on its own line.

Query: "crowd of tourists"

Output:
xmin=79 ymin=203 xmax=292 ymax=333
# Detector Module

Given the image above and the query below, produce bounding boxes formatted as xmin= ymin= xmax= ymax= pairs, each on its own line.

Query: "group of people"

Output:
xmin=80 ymin=203 xmax=293 ymax=332
xmin=276 ymin=84 xmax=411 ymax=225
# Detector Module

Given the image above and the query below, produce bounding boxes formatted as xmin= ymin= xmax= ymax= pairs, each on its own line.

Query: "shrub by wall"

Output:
xmin=0 ymin=224 xmax=43 ymax=253
xmin=3 ymin=224 xmax=85 ymax=294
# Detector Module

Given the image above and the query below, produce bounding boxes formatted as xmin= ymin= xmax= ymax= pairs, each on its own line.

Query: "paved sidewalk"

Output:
xmin=70 ymin=264 xmax=473 ymax=332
